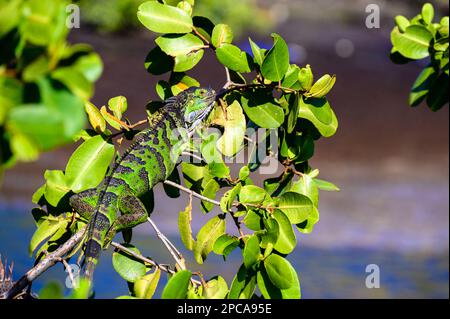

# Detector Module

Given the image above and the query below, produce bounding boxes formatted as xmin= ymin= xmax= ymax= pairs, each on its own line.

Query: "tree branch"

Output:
xmin=6 ymin=225 xmax=88 ymax=299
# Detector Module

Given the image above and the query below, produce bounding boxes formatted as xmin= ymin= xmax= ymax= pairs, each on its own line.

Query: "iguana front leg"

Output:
xmin=69 ymin=189 xmax=98 ymax=221
xmin=103 ymin=194 xmax=148 ymax=248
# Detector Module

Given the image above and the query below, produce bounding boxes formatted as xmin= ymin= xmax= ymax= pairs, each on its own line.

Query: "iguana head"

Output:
xmin=171 ymin=87 xmax=216 ymax=131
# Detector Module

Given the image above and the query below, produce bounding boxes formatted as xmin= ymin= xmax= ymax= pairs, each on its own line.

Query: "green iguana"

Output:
xmin=69 ymin=87 xmax=216 ymax=283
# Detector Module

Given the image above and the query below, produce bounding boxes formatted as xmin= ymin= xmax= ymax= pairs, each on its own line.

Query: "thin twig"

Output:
xmin=147 ymin=218 xmax=186 ymax=270
xmin=163 ymin=180 xmax=221 ymax=206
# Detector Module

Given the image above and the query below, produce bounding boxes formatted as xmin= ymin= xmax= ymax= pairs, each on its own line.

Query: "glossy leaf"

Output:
xmin=228 ymin=264 xmax=256 ymax=299
xmin=161 ymin=270 xmax=192 ymax=299
xmin=213 ymin=234 xmax=240 ymax=257
xmin=243 ymin=235 xmax=261 ymax=269
xmin=29 ymin=217 xmax=68 ymax=255
xmin=108 ymin=96 xmax=128 ymax=120
xmin=391 ymin=25 xmax=433 ymax=60
xmin=241 ymin=90 xmax=284 ymax=128
xmin=298 ymin=65 xmax=314 ymax=91
xmin=216 ymin=44 xmax=252 ymax=73
xmin=212 ymin=24 xmax=233 ymax=48
xmin=264 ymin=254 xmax=294 ymax=289
xmin=174 ymin=50 xmax=204 ymax=72
xmin=314 ymin=178 xmax=340 ymax=192
xmin=421 ymin=3 xmax=434 ymax=25
xmin=277 ymin=192 xmax=313 ymax=224
xmin=156 ymin=34 xmax=204 ymax=57
xmin=261 ymin=33 xmax=290 ymax=82
xmin=239 ymin=185 xmax=267 ymax=204
xmin=137 ymin=1 xmax=193 ymax=34
xmin=112 ymin=244 xmax=146 ymax=282
xmin=203 ymin=276 xmax=229 ymax=299
xmin=134 ymin=268 xmax=161 ymax=299
xmin=299 ymin=96 xmax=338 ymax=137
xmin=194 ymin=215 xmax=226 ymax=264
xmin=249 ymin=38 xmax=265 ymax=66
xmin=43 ymin=170 xmax=70 ymax=206
xmin=85 ymin=102 xmax=106 ymax=133
xmin=272 ymin=210 xmax=296 ymax=254
xmin=65 ymin=135 xmax=115 ymax=193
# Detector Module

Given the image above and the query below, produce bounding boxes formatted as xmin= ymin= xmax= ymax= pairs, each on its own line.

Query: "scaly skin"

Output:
xmin=69 ymin=87 xmax=216 ymax=283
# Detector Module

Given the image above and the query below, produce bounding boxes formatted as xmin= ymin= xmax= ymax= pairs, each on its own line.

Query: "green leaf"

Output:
xmin=108 ymin=96 xmax=128 ymax=120
xmin=220 ymin=184 xmax=241 ymax=213
xmin=248 ymin=38 xmax=266 ymax=66
xmin=213 ymin=234 xmax=240 ymax=257
xmin=409 ymin=64 xmax=438 ymax=107
xmin=170 ymin=73 xmax=200 ymax=95
xmin=178 ymin=204 xmax=195 ymax=251
xmin=43 ymin=170 xmax=70 ymax=207
xmin=29 ymin=217 xmax=68 ymax=255
xmin=0 ymin=0 xmax=21 ymax=37
xmin=314 ymin=178 xmax=340 ymax=192
xmin=243 ymin=210 xmax=263 ymax=231
xmin=200 ymin=133 xmax=230 ymax=178
xmin=217 ymin=100 xmax=246 ymax=157
xmin=264 ymin=254 xmax=294 ymax=289
xmin=174 ymin=50 xmax=204 ymax=72
xmin=286 ymin=93 xmax=300 ymax=133
xmin=51 ymin=67 xmax=93 ymax=101
xmin=73 ymin=53 xmax=103 ymax=83
xmin=134 ymin=268 xmax=161 ymax=299
xmin=112 ymin=244 xmax=146 ymax=282
xmin=228 ymin=264 xmax=256 ymax=299
xmin=282 ymin=65 xmax=300 ymax=89
xmin=65 ymin=135 xmax=115 ymax=193
xmin=261 ymin=33 xmax=290 ymax=82
xmin=296 ymin=206 xmax=319 ymax=234
xmin=391 ymin=25 xmax=433 ymax=60
xmin=69 ymin=278 xmax=91 ymax=299
xmin=290 ymin=174 xmax=319 ymax=206
xmin=239 ymin=166 xmax=250 ymax=181
xmin=85 ymin=102 xmax=106 ymax=133
xmin=216 ymin=44 xmax=252 ymax=73
xmin=241 ymin=90 xmax=284 ymax=128
xmin=272 ymin=210 xmax=296 ymax=254
xmin=201 ymin=178 xmax=220 ymax=213
xmin=260 ymin=218 xmax=279 ymax=248
xmin=305 ymin=74 xmax=336 ymax=98
xmin=137 ymin=1 xmax=193 ymax=34
xmin=156 ymin=34 xmax=204 ymax=57
xmin=277 ymin=192 xmax=313 ymax=224
xmin=38 ymin=281 xmax=64 ymax=299
xmin=239 ymin=185 xmax=267 ymax=204
xmin=257 ymin=262 xmax=301 ymax=299
xmin=299 ymin=96 xmax=338 ymax=137
xmin=243 ymin=235 xmax=261 ymax=269
xmin=395 ymin=15 xmax=410 ymax=33
xmin=23 ymin=55 xmax=49 ymax=82
xmin=194 ymin=215 xmax=226 ymax=264
xmin=421 ymin=3 xmax=434 ymax=25
xmin=212 ymin=24 xmax=234 ymax=48
xmin=203 ymin=276 xmax=229 ymax=299
xmin=161 ymin=270 xmax=192 ymax=299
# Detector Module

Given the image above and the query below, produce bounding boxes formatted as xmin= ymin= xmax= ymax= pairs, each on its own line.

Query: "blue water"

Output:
xmin=1 ymin=202 xmax=448 ymax=299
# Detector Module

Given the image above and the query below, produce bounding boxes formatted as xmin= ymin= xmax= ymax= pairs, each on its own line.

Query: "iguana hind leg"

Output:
xmin=103 ymin=194 xmax=148 ymax=248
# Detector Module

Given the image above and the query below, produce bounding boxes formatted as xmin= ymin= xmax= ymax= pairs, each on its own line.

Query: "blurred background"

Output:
xmin=0 ymin=0 xmax=448 ymax=298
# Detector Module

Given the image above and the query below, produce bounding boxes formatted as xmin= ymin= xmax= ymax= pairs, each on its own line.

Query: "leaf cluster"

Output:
xmin=390 ymin=2 xmax=449 ymax=111
xmin=0 ymin=0 xmax=103 ymax=176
